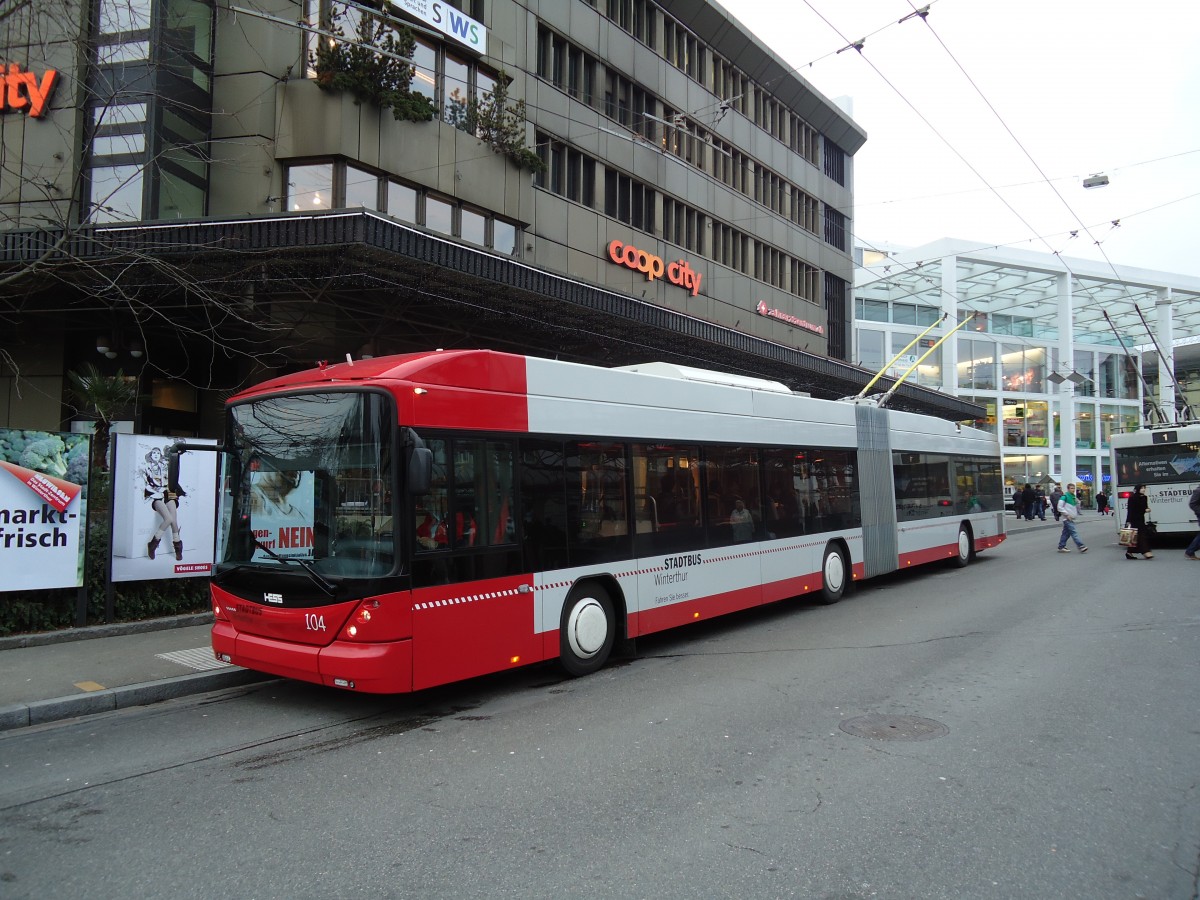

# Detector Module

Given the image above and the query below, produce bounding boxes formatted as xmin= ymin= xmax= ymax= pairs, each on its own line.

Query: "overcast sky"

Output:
xmin=718 ymin=0 xmax=1200 ymax=279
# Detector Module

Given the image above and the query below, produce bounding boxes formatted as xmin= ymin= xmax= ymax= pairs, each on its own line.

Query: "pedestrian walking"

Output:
xmin=1095 ymin=489 xmax=1109 ymax=516
xmin=1056 ymin=483 xmax=1088 ymax=553
xmin=1185 ymin=484 xmax=1200 ymax=560
xmin=1123 ymin=483 xmax=1154 ymax=560
xmin=1012 ymin=486 xmax=1025 ymax=520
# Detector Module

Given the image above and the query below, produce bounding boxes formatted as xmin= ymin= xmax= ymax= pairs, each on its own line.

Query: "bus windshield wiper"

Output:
xmin=251 ymin=537 xmax=339 ymax=596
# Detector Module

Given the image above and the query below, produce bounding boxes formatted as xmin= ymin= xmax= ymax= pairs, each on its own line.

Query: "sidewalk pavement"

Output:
xmin=0 ymin=513 xmax=1103 ymax=733
xmin=0 ymin=613 xmax=271 ymax=732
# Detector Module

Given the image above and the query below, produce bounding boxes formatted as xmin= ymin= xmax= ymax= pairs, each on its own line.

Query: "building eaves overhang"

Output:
xmin=0 ymin=210 xmax=979 ymax=420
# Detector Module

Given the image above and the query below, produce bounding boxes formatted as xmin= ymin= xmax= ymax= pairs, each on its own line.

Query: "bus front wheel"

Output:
xmin=817 ymin=544 xmax=849 ymax=604
xmin=560 ymin=583 xmax=616 ymax=677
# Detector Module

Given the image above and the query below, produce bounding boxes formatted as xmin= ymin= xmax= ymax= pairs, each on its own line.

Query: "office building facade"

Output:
xmin=0 ymin=0 xmax=986 ymax=435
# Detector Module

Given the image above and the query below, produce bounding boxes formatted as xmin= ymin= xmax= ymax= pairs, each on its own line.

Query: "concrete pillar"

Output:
xmin=1057 ymin=272 xmax=1076 ymax=485
xmin=1155 ymin=287 xmax=1175 ymax=421
xmin=941 ymin=255 xmax=959 ymax=394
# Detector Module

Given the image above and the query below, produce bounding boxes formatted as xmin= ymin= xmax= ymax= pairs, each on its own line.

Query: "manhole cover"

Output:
xmin=839 ymin=714 xmax=949 ymax=741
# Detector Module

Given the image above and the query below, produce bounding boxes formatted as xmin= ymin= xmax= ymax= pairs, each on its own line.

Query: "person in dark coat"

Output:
xmin=1021 ymin=484 xmax=1037 ymax=521
xmin=1124 ymin=483 xmax=1153 ymax=560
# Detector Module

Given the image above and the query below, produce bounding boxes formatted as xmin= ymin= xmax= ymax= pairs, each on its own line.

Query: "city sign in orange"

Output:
xmin=607 ymin=239 xmax=703 ymax=296
xmin=1 ymin=64 xmax=58 ymax=118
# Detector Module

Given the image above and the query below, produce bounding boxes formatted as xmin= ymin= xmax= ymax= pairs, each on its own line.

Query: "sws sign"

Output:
xmin=1 ymin=64 xmax=58 ymax=118
xmin=608 ymin=240 xmax=703 ymax=297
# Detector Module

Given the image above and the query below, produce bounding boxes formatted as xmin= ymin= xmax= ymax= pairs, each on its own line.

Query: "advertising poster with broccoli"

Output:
xmin=110 ymin=434 xmax=219 ymax=582
xmin=0 ymin=428 xmax=91 ymax=591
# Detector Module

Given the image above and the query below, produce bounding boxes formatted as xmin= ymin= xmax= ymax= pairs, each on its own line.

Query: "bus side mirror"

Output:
xmin=408 ymin=446 xmax=432 ymax=495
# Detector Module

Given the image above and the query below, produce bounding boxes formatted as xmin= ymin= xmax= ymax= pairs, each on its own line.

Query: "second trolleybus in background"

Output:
xmin=206 ymin=350 xmax=1005 ymax=694
xmin=1110 ymin=422 xmax=1200 ymax=532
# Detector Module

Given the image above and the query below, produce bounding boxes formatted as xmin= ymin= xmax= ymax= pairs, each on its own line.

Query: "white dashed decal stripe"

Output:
xmin=413 ymin=587 xmax=525 ymax=611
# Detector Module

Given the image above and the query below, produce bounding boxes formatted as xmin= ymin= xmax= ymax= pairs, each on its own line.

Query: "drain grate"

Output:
xmin=839 ymin=714 xmax=948 ymax=741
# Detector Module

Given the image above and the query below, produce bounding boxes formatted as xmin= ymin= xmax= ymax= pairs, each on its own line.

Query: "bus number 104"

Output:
xmin=305 ymin=614 xmax=326 ymax=632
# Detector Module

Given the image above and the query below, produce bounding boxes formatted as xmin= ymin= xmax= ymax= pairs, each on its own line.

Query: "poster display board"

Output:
xmin=110 ymin=434 xmax=219 ymax=582
xmin=0 ymin=428 xmax=91 ymax=591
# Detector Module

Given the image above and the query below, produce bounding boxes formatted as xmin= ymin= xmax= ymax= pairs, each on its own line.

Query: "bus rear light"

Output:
xmin=213 ymin=602 xmax=229 ymax=621
xmin=510 ymin=655 xmax=521 ymax=664
xmin=693 ymin=612 xmax=701 ymax=619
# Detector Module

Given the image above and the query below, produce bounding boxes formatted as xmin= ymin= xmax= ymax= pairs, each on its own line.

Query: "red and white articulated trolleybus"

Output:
xmin=208 ymin=350 xmax=1005 ymax=693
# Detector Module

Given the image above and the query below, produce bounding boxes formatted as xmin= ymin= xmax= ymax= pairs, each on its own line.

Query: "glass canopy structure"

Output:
xmin=853 ymin=238 xmax=1200 ymax=507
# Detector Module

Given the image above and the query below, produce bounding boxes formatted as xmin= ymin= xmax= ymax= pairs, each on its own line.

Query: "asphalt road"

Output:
xmin=1 ymin=526 xmax=1198 ymax=899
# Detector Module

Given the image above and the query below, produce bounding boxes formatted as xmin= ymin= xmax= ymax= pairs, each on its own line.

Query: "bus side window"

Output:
xmin=415 ymin=439 xmax=449 ymax=551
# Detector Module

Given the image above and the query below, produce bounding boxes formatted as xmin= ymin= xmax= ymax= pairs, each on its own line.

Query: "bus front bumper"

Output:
xmin=213 ymin=622 xmax=413 ymax=694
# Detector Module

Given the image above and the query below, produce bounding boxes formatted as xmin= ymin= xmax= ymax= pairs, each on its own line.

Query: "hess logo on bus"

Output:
xmin=607 ymin=239 xmax=703 ymax=296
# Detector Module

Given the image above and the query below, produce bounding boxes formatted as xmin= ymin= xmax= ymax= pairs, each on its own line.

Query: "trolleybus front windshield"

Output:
xmin=221 ymin=391 xmax=394 ymax=578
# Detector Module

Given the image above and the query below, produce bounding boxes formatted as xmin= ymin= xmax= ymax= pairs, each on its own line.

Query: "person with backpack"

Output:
xmin=1049 ymin=484 xmax=1063 ymax=522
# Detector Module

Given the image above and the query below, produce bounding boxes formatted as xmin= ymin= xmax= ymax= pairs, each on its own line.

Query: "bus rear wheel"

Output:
xmin=953 ymin=524 xmax=972 ymax=568
xmin=559 ymin=583 xmax=616 ymax=677
xmin=817 ymin=544 xmax=849 ymax=604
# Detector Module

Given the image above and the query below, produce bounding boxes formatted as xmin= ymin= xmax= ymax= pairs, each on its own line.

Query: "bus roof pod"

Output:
xmin=612 ymin=362 xmax=798 ymax=395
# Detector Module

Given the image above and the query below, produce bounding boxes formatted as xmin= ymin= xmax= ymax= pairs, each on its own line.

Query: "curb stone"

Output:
xmin=0 ymin=668 xmax=273 ymax=732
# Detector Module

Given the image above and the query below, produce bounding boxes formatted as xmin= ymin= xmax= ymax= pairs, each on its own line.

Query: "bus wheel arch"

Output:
xmin=817 ymin=540 xmax=851 ymax=605
xmin=953 ymin=522 xmax=974 ymax=568
xmin=559 ymin=578 xmax=622 ymax=677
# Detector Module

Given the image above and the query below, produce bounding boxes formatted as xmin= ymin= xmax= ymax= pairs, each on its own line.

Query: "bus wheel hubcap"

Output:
xmin=825 ymin=553 xmax=844 ymax=592
xmin=568 ymin=599 xmax=607 ymax=658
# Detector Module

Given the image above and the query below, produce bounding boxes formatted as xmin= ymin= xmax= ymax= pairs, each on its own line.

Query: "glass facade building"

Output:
xmin=855 ymin=240 xmax=1200 ymax=507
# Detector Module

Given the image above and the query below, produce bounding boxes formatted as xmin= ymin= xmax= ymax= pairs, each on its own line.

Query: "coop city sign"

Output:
xmin=607 ymin=239 xmax=704 ymax=297
xmin=0 ymin=64 xmax=58 ymax=118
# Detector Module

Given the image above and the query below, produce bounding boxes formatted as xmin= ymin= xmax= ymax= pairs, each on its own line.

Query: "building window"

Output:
xmin=443 ymin=52 xmax=470 ymax=122
xmin=857 ymin=298 xmax=889 ymax=322
xmin=604 ymin=168 xmax=654 ymax=232
xmin=88 ymin=165 xmax=145 ymax=222
xmin=284 ymin=161 xmax=520 ymax=254
xmin=460 ymin=207 xmax=486 ymax=245
xmin=407 ymin=35 xmax=437 ymax=102
xmin=387 ymin=181 xmax=417 ymax=221
xmin=286 ymin=162 xmax=334 ymax=211
xmin=824 ymin=206 xmax=847 ymax=251
xmin=493 ymin=219 xmax=517 ymax=256
xmin=858 ymin=328 xmax=885 ymax=371
xmin=425 ymin=195 xmax=454 ymax=235
xmin=345 ymin=164 xmax=377 ymax=208
xmin=824 ymin=140 xmax=846 ymax=186
xmin=535 ymin=134 xmax=597 ymax=209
